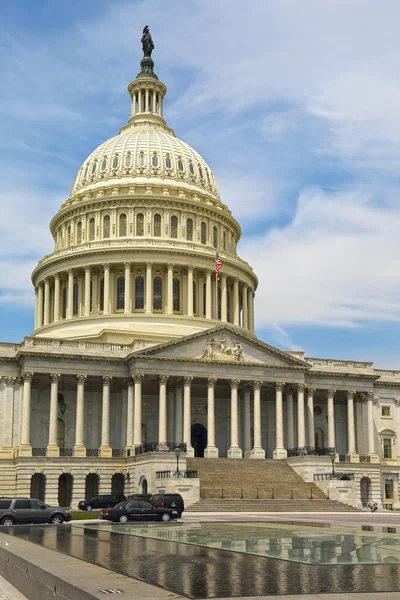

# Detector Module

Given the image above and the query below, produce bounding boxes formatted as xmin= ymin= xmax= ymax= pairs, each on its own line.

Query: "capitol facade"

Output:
xmin=0 ymin=35 xmax=399 ymax=510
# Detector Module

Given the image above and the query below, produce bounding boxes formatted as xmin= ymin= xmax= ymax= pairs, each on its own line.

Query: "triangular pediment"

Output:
xmin=130 ymin=325 xmax=309 ymax=369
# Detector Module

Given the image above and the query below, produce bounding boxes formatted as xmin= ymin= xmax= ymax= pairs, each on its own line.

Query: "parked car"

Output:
xmin=126 ymin=493 xmax=184 ymax=517
xmin=0 ymin=498 xmax=71 ymax=526
xmin=151 ymin=493 xmax=184 ymax=518
xmin=100 ymin=500 xmax=177 ymax=523
xmin=78 ymin=494 xmax=126 ymax=511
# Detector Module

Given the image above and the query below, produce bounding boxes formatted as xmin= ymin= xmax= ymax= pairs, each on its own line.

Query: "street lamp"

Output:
xmin=329 ymin=448 xmax=336 ymax=478
xmin=174 ymin=445 xmax=182 ymax=478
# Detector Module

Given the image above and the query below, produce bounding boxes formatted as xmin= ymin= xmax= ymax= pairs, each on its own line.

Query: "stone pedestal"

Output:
xmin=17 ymin=444 xmax=32 ymax=457
xmin=46 ymin=444 xmax=60 ymax=458
xmin=185 ymin=445 xmax=195 ymax=458
xmin=0 ymin=446 xmax=14 ymax=459
xmin=348 ymin=452 xmax=359 ymax=463
xmin=273 ymin=448 xmax=288 ymax=460
xmin=250 ymin=447 xmax=265 ymax=459
xmin=73 ymin=445 xmax=87 ymax=458
xmin=228 ymin=446 xmax=242 ymax=459
xmin=204 ymin=446 xmax=219 ymax=458
xmin=368 ymin=452 xmax=380 ymax=464
xmin=99 ymin=445 xmax=112 ymax=458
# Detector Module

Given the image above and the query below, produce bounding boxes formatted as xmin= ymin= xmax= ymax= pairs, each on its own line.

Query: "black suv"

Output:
xmin=78 ymin=494 xmax=126 ymax=511
xmin=128 ymin=493 xmax=184 ymax=518
xmin=0 ymin=498 xmax=71 ymax=526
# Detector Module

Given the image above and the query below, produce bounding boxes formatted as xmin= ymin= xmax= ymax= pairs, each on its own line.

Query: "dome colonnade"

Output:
xmin=31 ymin=50 xmax=257 ymax=342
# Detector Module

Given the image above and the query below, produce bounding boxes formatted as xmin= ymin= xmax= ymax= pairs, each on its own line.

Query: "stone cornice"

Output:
xmin=306 ymin=371 xmax=379 ymax=381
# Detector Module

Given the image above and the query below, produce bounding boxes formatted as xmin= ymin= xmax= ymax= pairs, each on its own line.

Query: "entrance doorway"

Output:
xmin=31 ymin=474 xmax=46 ymax=501
xmin=112 ymin=473 xmax=125 ymax=496
xmin=314 ymin=428 xmax=325 ymax=449
xmin=85 ymin=474 xmax=99 ymax=500
xmin=139 ymin=476 xmax=148 ymax=494
xmin=360 ymin=477 xmax=371 ymax=506
xmin=191 ymin=424 xmax=207 ymax=457
xmin=58 ymin=474 xmax=73 ymax=507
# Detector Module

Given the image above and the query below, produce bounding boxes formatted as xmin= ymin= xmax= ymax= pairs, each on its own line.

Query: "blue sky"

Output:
xmin=2 ymin=0 xmax=400 ymax=367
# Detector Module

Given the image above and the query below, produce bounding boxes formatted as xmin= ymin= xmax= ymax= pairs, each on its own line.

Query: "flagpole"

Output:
xmin=215 ymin=268 xmax=218 ymax=327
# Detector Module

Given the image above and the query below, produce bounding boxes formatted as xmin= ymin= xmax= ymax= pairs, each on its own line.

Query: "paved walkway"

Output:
xmin=0 ymin=576 xmax=27 ymax=600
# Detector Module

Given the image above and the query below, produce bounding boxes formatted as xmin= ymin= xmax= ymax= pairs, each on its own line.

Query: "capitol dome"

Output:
xmin=31 ymin=48 xmax=257 ymax=345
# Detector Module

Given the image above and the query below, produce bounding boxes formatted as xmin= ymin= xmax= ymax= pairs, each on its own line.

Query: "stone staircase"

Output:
xmin=186 ymin=458 xmax=359 ymax=512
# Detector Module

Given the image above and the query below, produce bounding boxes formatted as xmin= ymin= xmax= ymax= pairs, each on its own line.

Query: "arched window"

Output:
xmin=77 ymin=221 xmax=82 ymax=244
xmin=154 ymin=214 xmax=161 ymax=237
xmin=173 ymin=278 xmax=180 ymax=312
xmin=177 ymin=158 xmax=184 ymax=172
xmin=227 ymin=290 xmax=231 ymax=322
xmin=125 ymin=154 xmax=132 ymax=168
xmin=83 ymin=164 xmax=89 ymax=179
xmin=135 ymin=277 xmax=144 ymax=310
xmin=73 ymin=282 xmax=79 ymax=316
xmin=117 ymin=277 xmax=125 ymax=310
xmin=186 ymin=218 xmax=193 ymax=241
xmin=152 ymin=154 xmax=159 ymax=167
xmin=199 ymin=165 xmax=204 ymax=180
xmin=203 ymin=282 xmax=207 ymax=317
xmin=201 ymin=222 xmax=207 ymax=245
xmin=99 ymin=278 xmax=104 ymax=312
xmin=153 ymin=277 xmax=163 ymax=310
xmin=138 ymin=152 xmax=146 ymax=167
xmin=193 ymin=281 xmax=197 ymax=316
xmin=103 ymin=215 xmax=110 ymax=238
xmin=213 ymin=226 xmax=218 ymax=249
xmin=222 ymin=230 xmax=227 ymax=251
xmin=112 ymin=154 xmax=119 ymax=169
xmin=189 ymin=162 xmax=195 ymax=176
xmin=90 ymin=280 xmax=93 ymax=313
xmin=165 ymin=155 xmax=172 ymax=169
xmin=62 ymin=286 xmax=67 ymax=319
xmin=136 ymin=213 xmax=144 ymax=236
xmin=170 ymin=216 xmax=178 ymax=239
xmin=119 ymin=213 xmax=127 ymax=237
xmin=91 ymin=161 xmax=97 ymax=176
xmin=89 ymin=218 xmax=95 ymax=241
xmin=101 ymin=157 xmax=107 ymax=171
xmin=67 ymin=224 xmax=72 ymax=247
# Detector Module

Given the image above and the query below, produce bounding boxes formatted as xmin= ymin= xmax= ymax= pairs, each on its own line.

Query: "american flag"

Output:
xmin=215 ymin=252 xmax=222 ymax=280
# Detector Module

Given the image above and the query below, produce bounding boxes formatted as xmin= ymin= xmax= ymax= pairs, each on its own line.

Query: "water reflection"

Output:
xmin=4 ymin=522 xmax=400 ymax=598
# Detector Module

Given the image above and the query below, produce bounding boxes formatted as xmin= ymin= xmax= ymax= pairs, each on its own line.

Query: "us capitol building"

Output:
xmin=0 ymin=30 xmax=399 ymax=510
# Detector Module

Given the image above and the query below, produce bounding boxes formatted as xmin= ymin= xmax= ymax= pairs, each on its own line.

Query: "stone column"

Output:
xmin=34 ymin=288 xmax=39 ymax=330
xmin=0 ymin=377 xmax=16 ymax=457
xmin=366 ymin=392 xmax=379 ymax=463
xmin=297 ymin=383 xmax=306 ymax=448
xmin=248 ymin=287 xmax=254 ymax=332
xmin=67 ymin=270 xmax=74 ymax=319
xmin=175 ymin=383 xmax=183 ymax=443
xmin=242 ymin=284 xmax=248 ymax=328
xmin=125 ymin=381 xmax=134 ymax=453
xmin=158 ymin=375 xmax=169 ymax=448
xmin=346 ymin=390 xmax=358 ymax=461
xmin=84 ymin=266 xmax=91 ymax=316
xmin=124 ymin=262 xmax=131 ymax=314
xmin=74 ymin=375 xmax=87 ymax=457
xmin=103 ymin=263 xmax=110 ymax=315
xmin=167 ymin=263 xmax=173 ymax=315
xmin=54 ymin=274 xmax=60 ymax=322
xmin=273 ymin=381 xmax=287 ymax=459
xmin=306 ymin=387 xmax=316 ymax=447
xmin=146 ymin=263 xmax=152 ymax=314
xmin=204 ymin=378 xmax=218 ymax=457
xmin=220 ymin=273 xmax=227 ymax=322
xmin=133 ymin=374 xmax=144 ymax=447
xmin=183 ymin=377 xmax=194 ymax=456
xmin=44 ymin=278 xmax=50 ymax=325
xmin=243 ymin=384 xmax=252 ymax=457
xmin=251 ymin=380 xmax=265 ymax=458
xmin=286 ymin=387 xmax=294 ymax=449
xmin=205 ymin=270 xmax=212 ymax=319
xmin=188 ymin=266 xmax=194 ymax=317
xmin=327 ymin=389 xmax=336 ymax=449
xmin=228 ymin=379 xmax=242 ymax=458
xmin=47 ymin=373 xmax=60 ymax=457
xmin=167 ymin=384 xmax=175 ymax=443
xmin=19 ymin=372 xmax=34 ymax=456
xmin=37 ymin=283 xmax=44 ymax=327
xmin=233 ymin=279 xmax=240 ymax=326
xmin=145 ymin=89 xmax=149 ymax=112
xmin=99 ymin=376 xmax=112 ymax=457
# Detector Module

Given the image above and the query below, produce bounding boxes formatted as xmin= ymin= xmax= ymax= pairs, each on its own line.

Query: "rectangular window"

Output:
xmin=385 ymin=479 xmax=394 ymax=500
xmin=135 ymin=277 xmax=144 ymax=310
xmin=381 ymin=405 xmax=392 ymax=418
xmin=383 ymin=438 xmax=392 ymax=459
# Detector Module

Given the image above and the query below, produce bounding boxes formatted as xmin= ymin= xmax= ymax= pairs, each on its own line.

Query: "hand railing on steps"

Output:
xmin=199 ymin=487 xmax=323 ymax=500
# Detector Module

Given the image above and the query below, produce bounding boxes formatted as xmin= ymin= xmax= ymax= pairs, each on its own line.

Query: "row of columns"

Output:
xmin=18 ymin=373 xmax=377 ymax=459
xmin=131 ymin=88 xmax=164 ymax=117
xmin=35 ymin=264 xmax=255 ymax=331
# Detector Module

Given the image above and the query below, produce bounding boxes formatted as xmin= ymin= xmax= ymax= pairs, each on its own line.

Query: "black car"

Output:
xmin=78 ymin=494 xmax=126 ymax=511
xmin=0 ymin=498 xmax=71 ymax=526
xmin=127 ymin=493 xmax=184 ymax=517
xmin=100 ymin=500 xmax=177 ymax=523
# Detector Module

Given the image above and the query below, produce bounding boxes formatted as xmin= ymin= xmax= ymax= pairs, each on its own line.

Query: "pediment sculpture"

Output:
xmin=200 ymin=335 xmax=243 ymax=362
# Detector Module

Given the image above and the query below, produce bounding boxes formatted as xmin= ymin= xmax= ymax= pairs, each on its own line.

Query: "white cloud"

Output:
xmin=242 ymin=186 xmax=400 ymax=328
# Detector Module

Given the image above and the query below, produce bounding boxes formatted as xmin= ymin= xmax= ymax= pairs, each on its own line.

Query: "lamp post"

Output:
xmin=329 ymin=448 xmax=336 ymax=478
xmin=174 ymin=445 xmax=181 ymax=478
